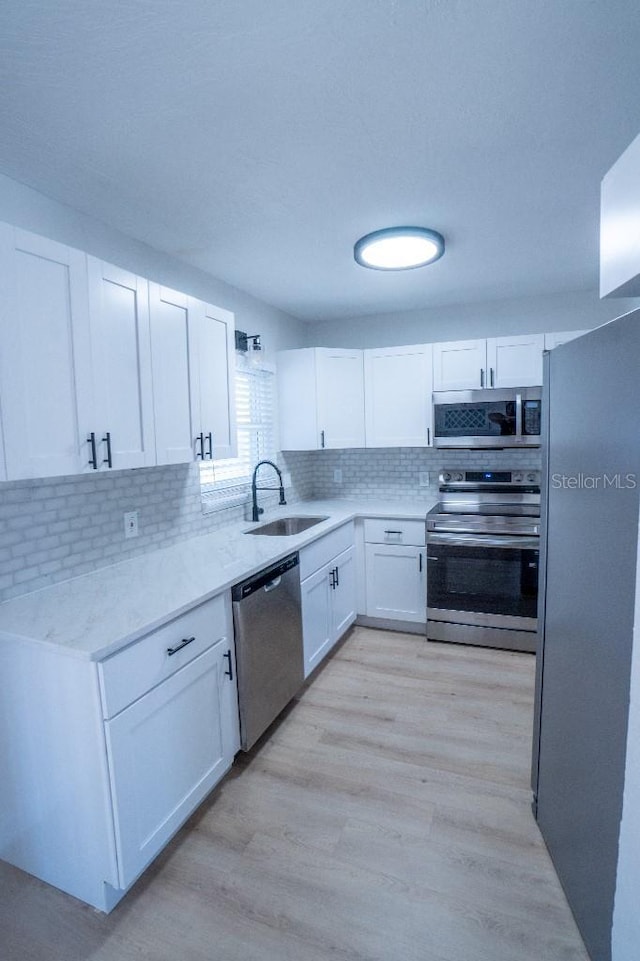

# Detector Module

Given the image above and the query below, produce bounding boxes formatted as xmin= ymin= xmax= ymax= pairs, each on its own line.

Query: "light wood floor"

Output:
xmin=0 ymin=627 xmax=589 ymax=961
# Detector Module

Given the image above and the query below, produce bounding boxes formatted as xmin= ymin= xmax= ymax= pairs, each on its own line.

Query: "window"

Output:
xmin=200 ymin=355 xmax=276 ymax=508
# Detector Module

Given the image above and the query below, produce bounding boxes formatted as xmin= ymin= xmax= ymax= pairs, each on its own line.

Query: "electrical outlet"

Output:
xmin=124 ymin=510 xmax=139 ymax=539
xmin=419 ymin=471 xmax=430 ymax=487
xmin=334 ymin=468 xmax=343 ymax=484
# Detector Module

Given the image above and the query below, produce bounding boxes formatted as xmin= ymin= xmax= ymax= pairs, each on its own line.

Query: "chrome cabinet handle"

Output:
xmin=102 ymin=432 xmax=112 ymax=468
xmin=206 ymin=432 xmax=213 ymax=458
xmin=167 ymin=636 xmax=195 ymax=656
xmin=480 ymin=368 xmax=484 ymax=388
xmin=334 ymin=565 xmax=339 ymax=587
xmin=490 ymin=367 xmax=495 ymax=387
xmin=87 ymin=432 xmax=98 ymax=470
xmin=195 ymin=433 xmax=204 ymax=459
xmin=320 ymin=429 xmax=325 ymax=449
xmin=419 ymin=553 xmax=423 ymax=573
xmin=427 ymin=427 xmax=431 ymax=445
xmin=329 ymin=568 xmax=336 ymax=589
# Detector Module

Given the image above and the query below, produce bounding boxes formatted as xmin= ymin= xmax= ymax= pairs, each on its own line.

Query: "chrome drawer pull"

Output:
xmin=167 ymin=636 xmax=195 ymax=656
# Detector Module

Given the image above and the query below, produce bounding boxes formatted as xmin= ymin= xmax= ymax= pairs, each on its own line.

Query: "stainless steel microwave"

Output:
xmin=432 ymin=387 xmax=542 ymax=448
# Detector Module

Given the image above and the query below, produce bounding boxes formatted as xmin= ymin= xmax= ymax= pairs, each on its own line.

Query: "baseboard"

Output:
xmin=356 ymin=615 xmax=426 ymax=636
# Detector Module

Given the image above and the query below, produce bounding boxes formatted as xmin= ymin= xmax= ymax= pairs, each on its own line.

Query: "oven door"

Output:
xmin=426 ymin=532 xmax=539 ymax=628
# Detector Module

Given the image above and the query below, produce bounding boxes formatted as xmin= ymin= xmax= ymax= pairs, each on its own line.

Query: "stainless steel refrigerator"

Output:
xmin=532 ymin=308 xmax=640 ymax=961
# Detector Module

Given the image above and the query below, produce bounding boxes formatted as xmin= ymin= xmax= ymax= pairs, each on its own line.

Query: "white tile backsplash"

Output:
xmin=0 ymin=454 xmax=316 ymax=603
xmin=309 ymin=447 xmax=541 ymax=500
xmin=0 ymin=445 xmax=540 ymax=603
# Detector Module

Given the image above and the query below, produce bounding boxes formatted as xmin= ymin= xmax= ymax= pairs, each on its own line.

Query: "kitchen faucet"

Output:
xmin=251 ymin=460 xmax=286 ymax=522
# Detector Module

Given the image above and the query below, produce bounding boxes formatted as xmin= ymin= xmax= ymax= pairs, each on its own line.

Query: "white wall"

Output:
xmin=0 ymin=173 xmax=307 ymax=361
xmin=306 ymin=289 xmax=640 ymax=348
xmin=612 ymin=515 xmax=640 ymax=961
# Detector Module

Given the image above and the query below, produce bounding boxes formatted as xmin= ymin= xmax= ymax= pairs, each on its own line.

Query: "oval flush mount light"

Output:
xmin=354 ymin=226 xmax=445 ymax=270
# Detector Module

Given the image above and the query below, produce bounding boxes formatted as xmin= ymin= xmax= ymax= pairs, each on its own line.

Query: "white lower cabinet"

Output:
xmin=301 ymin=564 xmax=333 ymax=676
xmin=365 ymin=544 xmax=426 ymax=622
xmin=0 ymin=592 xmax=239 ymax=912
xmin=300 ymin=523 xmax=356 ymax=677
xmin=363 ymin=518 xmax=426 ymax=627
xmin=99 ymin=593 xmax=239 ymax=894
xmin=105 ymin=639 xmax=237 ymax=889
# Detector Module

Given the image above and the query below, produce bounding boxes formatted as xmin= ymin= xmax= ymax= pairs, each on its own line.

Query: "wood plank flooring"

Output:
xmin=0 ymin=627 xmax=589 ymax=961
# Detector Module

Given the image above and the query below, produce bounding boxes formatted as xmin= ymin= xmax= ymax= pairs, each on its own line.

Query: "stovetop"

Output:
xmin=427 ymin=468 xmax=542 ymax=535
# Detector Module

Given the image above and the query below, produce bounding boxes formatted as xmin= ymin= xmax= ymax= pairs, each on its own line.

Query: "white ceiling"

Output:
xmin=1 ymin=0 xmax=639 ymax=322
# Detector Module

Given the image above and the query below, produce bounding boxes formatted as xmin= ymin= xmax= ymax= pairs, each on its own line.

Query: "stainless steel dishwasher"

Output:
xmin=231 ymin=552 xmax=304 ymax=751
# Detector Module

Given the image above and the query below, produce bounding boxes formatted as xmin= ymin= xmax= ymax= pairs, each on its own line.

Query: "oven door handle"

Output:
xmin=426 ymin=532 xmax=540 ymax=550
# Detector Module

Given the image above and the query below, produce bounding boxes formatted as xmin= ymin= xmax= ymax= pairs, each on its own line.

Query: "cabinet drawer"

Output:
xmin=363 ymin=518 xmax=425 ymax=547
xmin=99 ymin=593 xmax=228 ymax=719
xmin=299 ymin=521 xmax=355 ymax=580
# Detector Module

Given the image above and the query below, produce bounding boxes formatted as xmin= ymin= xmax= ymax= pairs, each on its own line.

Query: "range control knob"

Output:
xmin=527 ymin=472 xmax=537 ymax=483
xmin=455 ymin=472 xmax=464 ymax=481
xmin=513 ymin=472 xmax=523 ymax=483
xmin=442 ymin=472 xmax=451 ymax=482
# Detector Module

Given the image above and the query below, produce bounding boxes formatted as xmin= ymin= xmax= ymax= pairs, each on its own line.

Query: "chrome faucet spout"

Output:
xmin=251 ymin=460 xmax=287 ymax=523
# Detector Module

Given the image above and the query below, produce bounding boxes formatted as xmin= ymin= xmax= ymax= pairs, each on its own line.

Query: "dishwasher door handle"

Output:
xmin=263 ymin=576 xmax=282 ymax=592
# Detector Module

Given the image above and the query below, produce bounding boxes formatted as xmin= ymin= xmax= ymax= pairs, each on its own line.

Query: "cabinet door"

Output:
xmin=0 ymin=225 xmax=94 ymax=479
xmin=316 ymin=348 xmax=365 ymax=448
xmin=486 ymin=334 xmax=544 ymax=388
xmin=277 ymin=348 xmax=318 ymax=450
xmin=301 ymin=565 xmax=332 ymax=678
xmin=105 ymin=640 xmax=237 ymax=889
xmin=365 ymin=544 xmax=426 ymax=623
xmin=432 ymin=340 xmax=486 ymax=391
xmin=331 ymin=545 xmax=357 ymax=641
xmin=148 ymin=284 xmax=195 ymax=465
xmin=87 ymin=259 xmax=155 ymax=470
xmin=543 ymin=330 xmax=588 ymax=350
xmin=600 ymin=130 xmax=640 ymax=298
xmin=189 ymin=300 xmax=236 ymax=461
xmin=364 ymin=345 xmax=433 ymax=447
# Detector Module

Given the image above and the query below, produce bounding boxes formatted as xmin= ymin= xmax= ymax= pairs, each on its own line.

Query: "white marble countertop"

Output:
xmin=0 ymin=497 xmax=436 ymax=661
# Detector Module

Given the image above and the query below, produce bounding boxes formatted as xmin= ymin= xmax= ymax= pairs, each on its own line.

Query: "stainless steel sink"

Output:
xmin=245 ymin=515 xmax=328 ymax=536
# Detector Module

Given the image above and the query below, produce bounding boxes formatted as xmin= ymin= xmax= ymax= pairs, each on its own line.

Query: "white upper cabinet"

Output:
xmin=0 ymin=224 xmax=95 ymax=479
xmin=432 ymin=339 xmax=487 ymax=390
xmin=316 ymin=348 xmax=365 ymax=449
xmin=543 ymin=330 xmax=588 ymax=350
xmin=364 ymin=344 xmax=434 ymax=447
xmin=189 ymin=300 xmax=236 ymax=461
xmin=148 ymin=284 xmax=196 ymax=465
xmin=600 ymin=131 xmax=640 ymax=298
xmin=87 ymin=258 xmax=156 ymax=470
xmin=277 ymin=347 xmax=365 ymax=450
xmin=433 ymin=335 xmax=544 ymax=390
xmin=0 ymin=219 xmax=239 ymax=481
xmin=486 ymin=334 xmax=544 ymax=388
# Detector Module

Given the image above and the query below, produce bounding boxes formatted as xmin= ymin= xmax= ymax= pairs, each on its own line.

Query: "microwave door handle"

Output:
xmin=515 ymin=392 xmax=523 ymax=436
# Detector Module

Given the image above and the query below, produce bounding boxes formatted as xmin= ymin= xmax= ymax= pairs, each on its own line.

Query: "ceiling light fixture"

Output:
xmin=354 ymin=226 xmax=445 ymax=271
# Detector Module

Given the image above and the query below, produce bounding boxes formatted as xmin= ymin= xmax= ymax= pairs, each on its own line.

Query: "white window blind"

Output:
xmin=200 ymin=355 xmax=276 ymax=506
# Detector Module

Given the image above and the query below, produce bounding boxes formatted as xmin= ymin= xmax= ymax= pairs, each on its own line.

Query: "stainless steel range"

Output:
xmin=426 ymin=469 xmax=541 ymax=653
